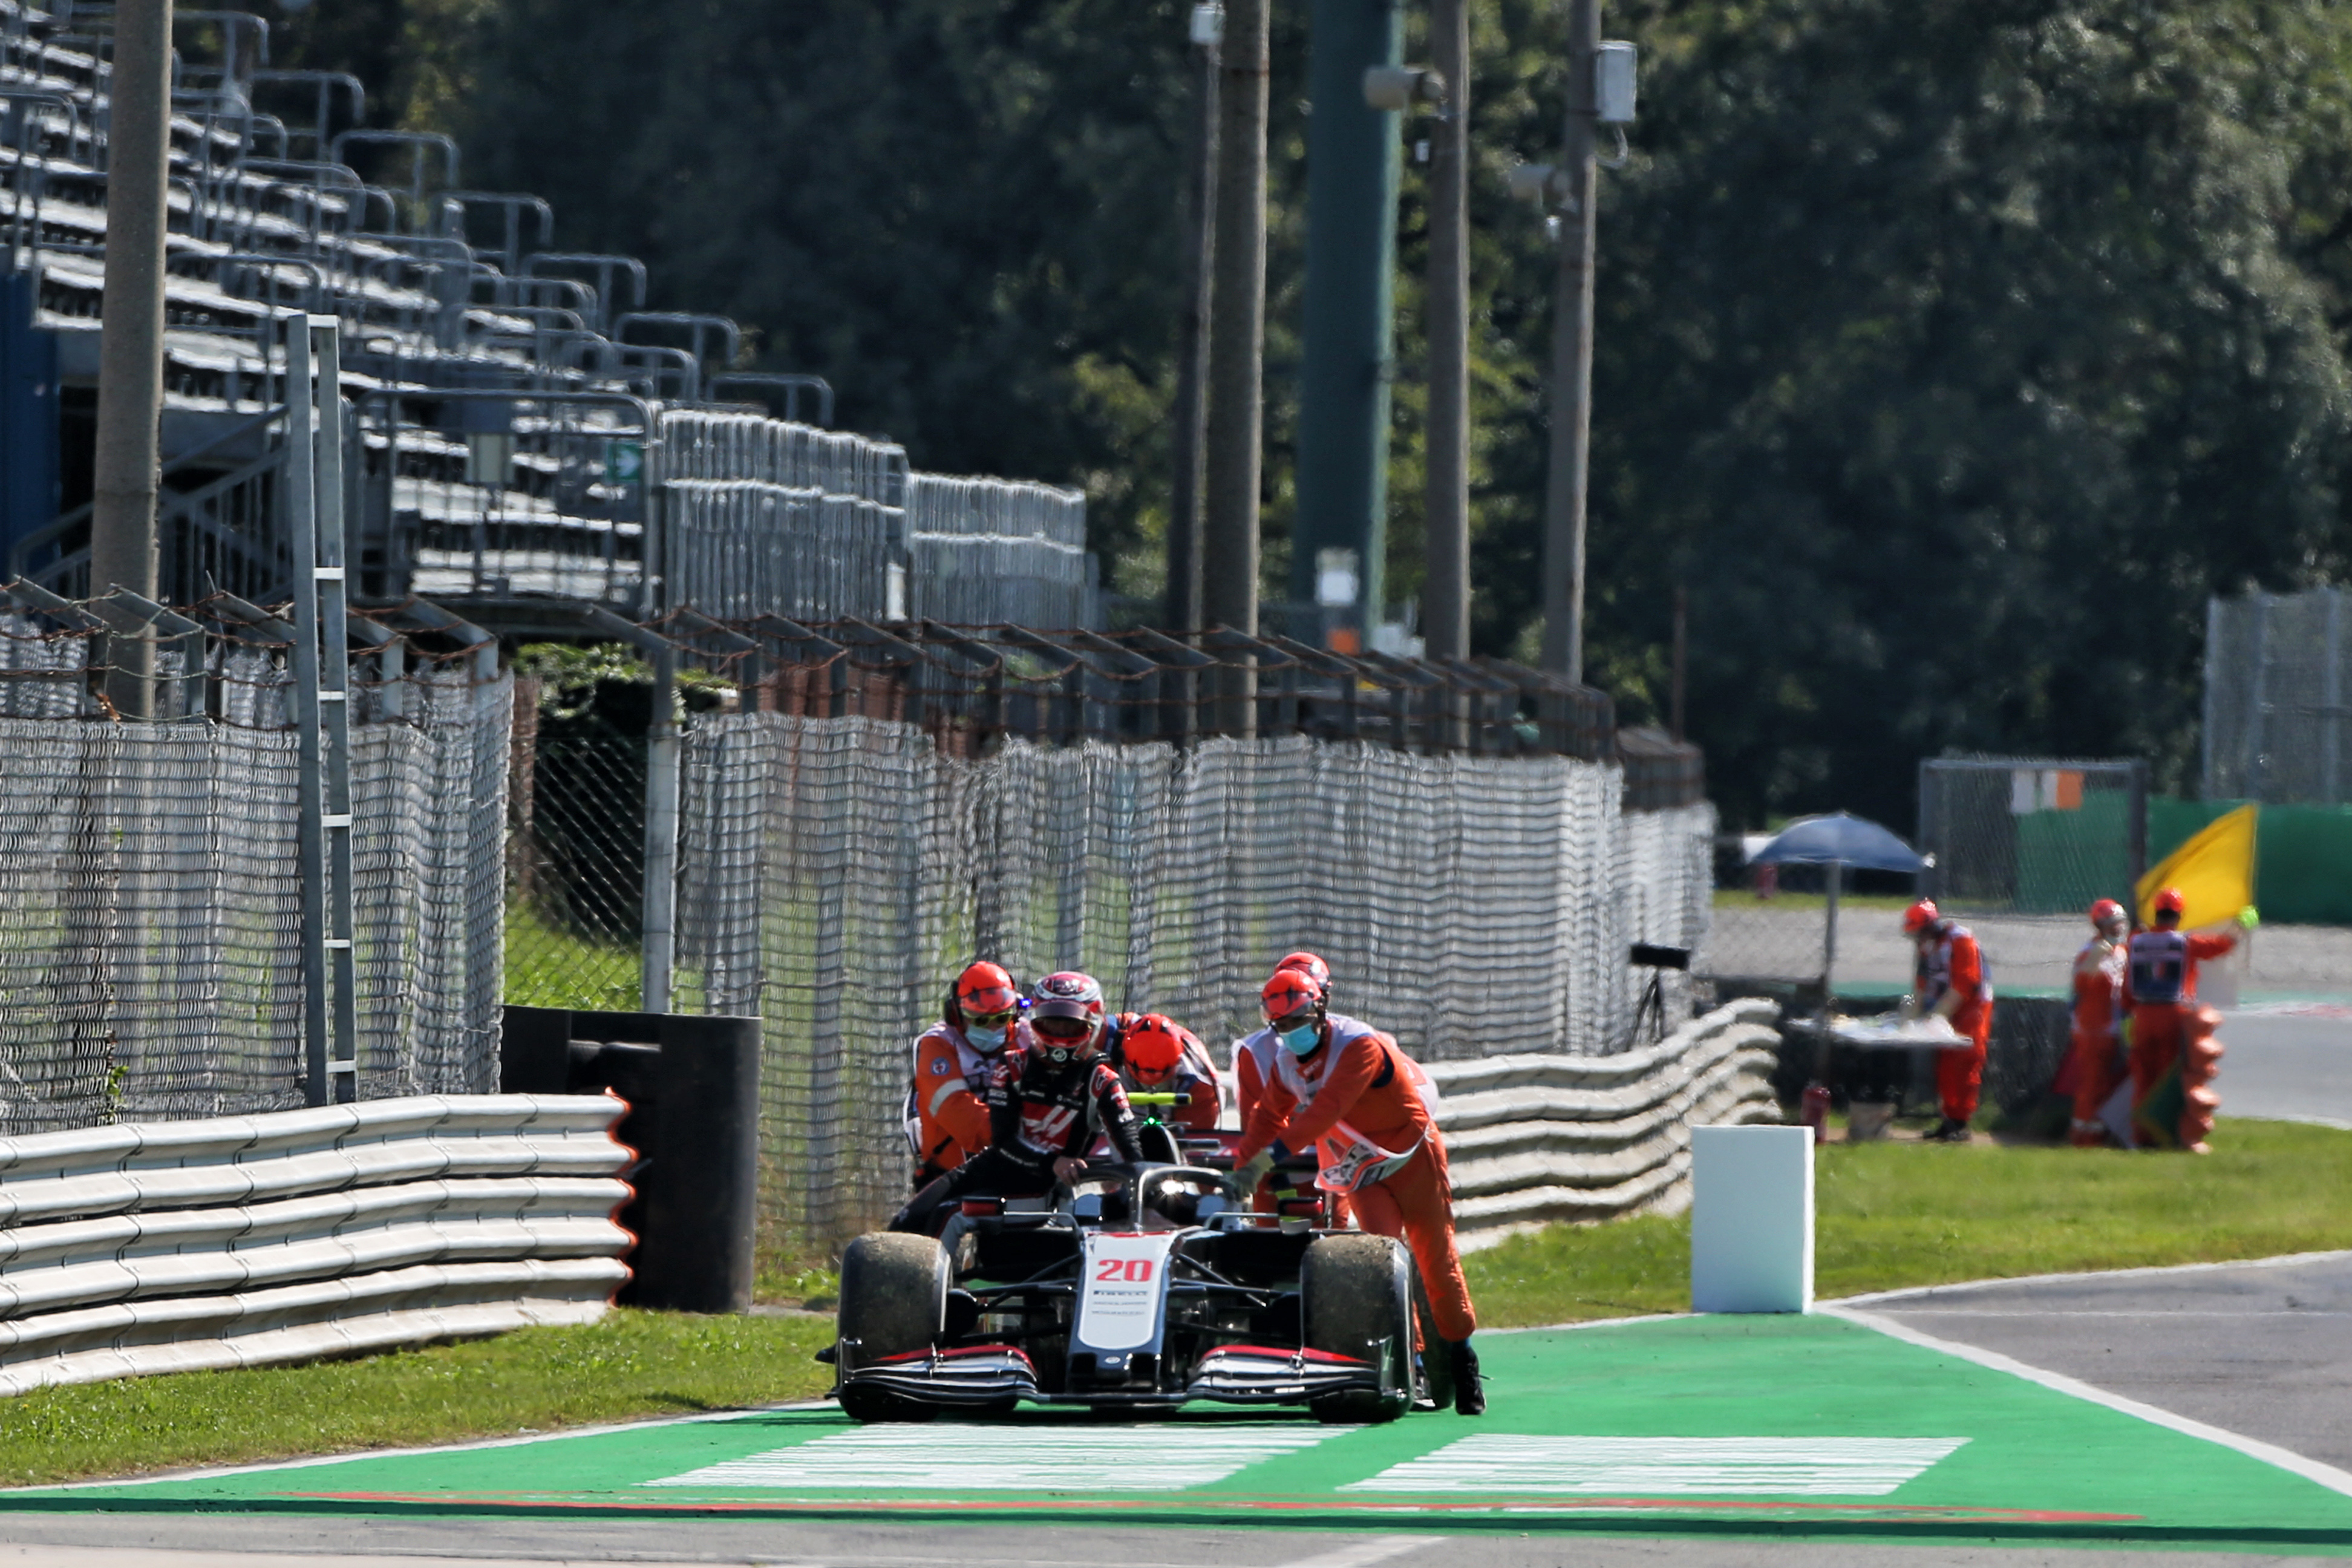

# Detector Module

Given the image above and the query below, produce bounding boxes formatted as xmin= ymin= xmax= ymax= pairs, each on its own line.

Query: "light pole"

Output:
xmin=90 ymin=0 xmax=174 ymax=713
xmin=1527 ymin=15 xmax=1636 ymax=684
xmin=1422 ymin=0 xmax=1472 ymax=662
xmin=1165 ymin=2 xmax=1223 ymax=633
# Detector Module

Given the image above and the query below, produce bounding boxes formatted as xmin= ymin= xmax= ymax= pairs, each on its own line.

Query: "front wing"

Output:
xmin=837 ymin=1342 xmax=1388 ymax=1410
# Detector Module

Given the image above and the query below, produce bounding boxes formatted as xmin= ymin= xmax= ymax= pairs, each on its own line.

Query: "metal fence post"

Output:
xmin=286 ymin=317 xmax=332 ymax=1107
xmin=312 ymin=317 xmax=360 ymax=1102
xmin=2247 ymin=593 xmax=2272 ymax=803
xmin=2324 ymin=587 xmax=2344 ymax=805
xmin=641 ymin=642 xmax=680 ymax=1013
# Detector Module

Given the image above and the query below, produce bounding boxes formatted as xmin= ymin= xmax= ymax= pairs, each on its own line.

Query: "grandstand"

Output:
xmin=0 ymin=0 xmax=1094 ymax=629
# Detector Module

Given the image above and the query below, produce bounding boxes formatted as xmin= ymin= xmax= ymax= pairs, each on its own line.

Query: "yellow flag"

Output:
xmin=2135 ymin=804 xmax=2258 ymax=928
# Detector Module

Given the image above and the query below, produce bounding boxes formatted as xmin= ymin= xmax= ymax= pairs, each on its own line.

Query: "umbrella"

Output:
xmin=1749 ymin=813 xmax=1926 ymax=1003
xmin=1749 ymin=812 xmax=1926 ymax=874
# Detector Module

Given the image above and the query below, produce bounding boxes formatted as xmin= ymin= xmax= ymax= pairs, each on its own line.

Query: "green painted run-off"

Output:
xmin=15 ymin=1315 xmax=2352 ymax=1549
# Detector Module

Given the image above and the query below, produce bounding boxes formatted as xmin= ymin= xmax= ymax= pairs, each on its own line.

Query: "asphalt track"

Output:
xmin=7 ymin=1256 xmax=2352 ymax=1567
xmin=2218 ymin=1012 xmax=2352 ymax=1127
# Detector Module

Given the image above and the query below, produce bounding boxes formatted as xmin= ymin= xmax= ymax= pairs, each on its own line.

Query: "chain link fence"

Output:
xmin=673 ymin=713 xmax=1710 ymax=1253
xmin=0 ymin=603 xmax=509 ymax=1134
xmin=2205 ymin=586 xmax=2352 ymax=805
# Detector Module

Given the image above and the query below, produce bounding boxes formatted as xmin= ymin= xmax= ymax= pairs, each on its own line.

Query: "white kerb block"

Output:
xmin=1690 ymin=1123 xmax=1814 ymax=1313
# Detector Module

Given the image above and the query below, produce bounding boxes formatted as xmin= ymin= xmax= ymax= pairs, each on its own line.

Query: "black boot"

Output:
xmin=1447 ymin=1338 xmax=1485 ymax=1416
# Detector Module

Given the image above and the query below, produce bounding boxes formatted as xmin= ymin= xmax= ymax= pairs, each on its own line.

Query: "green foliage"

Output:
xmin=310 ymin=0 xmax=2352 ymax=826
xmin=0 ymin=1310 xmax=834 ymax=1489
xmin=1468 ymin=1117 xmax=2352 ymax=1326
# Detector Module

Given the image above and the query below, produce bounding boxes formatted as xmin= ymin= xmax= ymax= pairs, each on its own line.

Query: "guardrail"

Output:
xmin=1430 ymin=998 xmax=1783 ymax=1249
xmin=0 ymin=1094 xmax=634 ymax=1396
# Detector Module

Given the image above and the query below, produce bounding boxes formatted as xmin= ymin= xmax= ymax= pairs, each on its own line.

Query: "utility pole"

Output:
xmin=1202 ymin=0 xmax=1269 ymax=725
xmin=1538 ymin=0 xmax=1600 ymax=682
xmin=90 ymin=0 xmax=172 ymax=714
xmin=1166 ymin=3 xmax=1223 ymax=633
xmin=1423 ymin=0 xmax=1471 ymax=661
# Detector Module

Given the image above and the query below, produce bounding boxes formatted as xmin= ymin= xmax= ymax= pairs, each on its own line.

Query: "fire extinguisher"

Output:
xmin=1798 ymin=1082 xmax=1832 ymax=1144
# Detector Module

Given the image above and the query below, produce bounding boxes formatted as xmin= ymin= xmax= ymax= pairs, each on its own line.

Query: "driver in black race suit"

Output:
xmin=891 ymin=971 xmax=1143 ymax=1236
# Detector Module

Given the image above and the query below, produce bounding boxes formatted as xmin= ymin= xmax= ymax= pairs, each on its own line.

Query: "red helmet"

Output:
xmin=1261 ymin=966 xmax=1327 ymax=1024
xmin=2089 ymin=898 xmax=2127 ymax=928
xmin=950 ymin=961 xmax=1019 ymax=1028
xmin=2152 ymin=887 xmax=2186 ymax=921
xmin=1275 ymin=952 xmax=1331 ymax=992
xmin=1122 ymin=1014 xmax=1189 ymax=1085
xmin=1030 ymin=972 xmax=1106 ymax=1059
xmin=1901 ymin=899 xmax=1941 ymax=936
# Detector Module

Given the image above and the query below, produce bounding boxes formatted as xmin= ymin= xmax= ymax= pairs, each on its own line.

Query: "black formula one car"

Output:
xmin=829 ymin=1157 xmax=1451 ymax=1423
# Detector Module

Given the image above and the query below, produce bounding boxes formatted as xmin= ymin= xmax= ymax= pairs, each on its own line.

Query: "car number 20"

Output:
xmin=1095 ymin=1257 xmax=1155 ymax=1282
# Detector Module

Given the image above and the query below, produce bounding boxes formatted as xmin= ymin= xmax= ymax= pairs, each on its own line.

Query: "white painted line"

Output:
xmin=1486 ymin=1311 xmax=1684 ymax=1336
xmin=1827 ymin=1249 xmax=2352 ymax=1308
xmin=0 ymin=1553 xmax=1221 ymax=1568
xmin=646 ymin=1424 xmax=1334 ymax=1492
xmin=1826 ymin=1304 xmax=2352 ymax=1501
xmin=1881 ymin=1308 xmax=2352 ymax=1319
xmin=5 ymin=1402 xmax=838 ymax=1495
xmin=1342 ymin=1434 xmax=1965 ymax=1497
xmin=1274 ymin=1537 xmax=1447 ymax=1568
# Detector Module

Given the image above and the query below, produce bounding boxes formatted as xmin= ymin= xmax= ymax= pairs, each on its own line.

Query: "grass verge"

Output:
xmin=0 ymin=1310 xmax=834 ymax=1491
xmin=1469 ymin=1117 xmax=2352 ymax=1327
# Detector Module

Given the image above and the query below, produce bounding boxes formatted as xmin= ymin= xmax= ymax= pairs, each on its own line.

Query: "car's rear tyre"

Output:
xmin=1302 ymin=1232 xmax=1412 ymax=1424
xmin=837 ymin=1231 xmax=949 ymax=1423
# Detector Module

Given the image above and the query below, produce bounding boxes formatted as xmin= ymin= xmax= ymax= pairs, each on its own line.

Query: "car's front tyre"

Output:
xmin=1302 ymin=1232 xmax=1413 ymax=1424
xmin=837 ymin=1230 xmax=950 ymax=1423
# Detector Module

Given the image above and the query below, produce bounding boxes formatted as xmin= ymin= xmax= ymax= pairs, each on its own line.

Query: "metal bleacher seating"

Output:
xmin=0 ymin=0 xmax=1096 ymax=628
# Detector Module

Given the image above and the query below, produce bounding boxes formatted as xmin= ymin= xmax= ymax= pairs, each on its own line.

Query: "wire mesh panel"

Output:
xmin=676 ymin=713 xmax=1705 ymax=1255
xmin=1919 ymin=758 xmax=2145 ymax=916
xmin=0 ymin=607 xmax=511 ymax=1132
xmin=2205 ymin=587 xmax=2352 ymax=805
xmin=1918 ymin=756 xmax=2146 ymax=996
xmin=503 ymin=731 xmax=648 ymax=1011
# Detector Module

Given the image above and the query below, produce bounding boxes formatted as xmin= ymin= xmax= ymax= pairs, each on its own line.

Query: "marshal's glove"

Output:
xmin=1229 ymin=1149 xmax=1274 ymax=1203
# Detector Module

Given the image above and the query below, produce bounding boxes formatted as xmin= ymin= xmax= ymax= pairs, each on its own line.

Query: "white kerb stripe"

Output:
xmin=1344 ymin=1435 xmax=1965 ymax=1497
xmin=645 ymin=1425 xmax=1333 ymax=1492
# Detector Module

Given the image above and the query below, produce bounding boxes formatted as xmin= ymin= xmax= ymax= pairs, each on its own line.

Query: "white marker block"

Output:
xmin=1690 ymin=1123 xmax=1814 ymax=1313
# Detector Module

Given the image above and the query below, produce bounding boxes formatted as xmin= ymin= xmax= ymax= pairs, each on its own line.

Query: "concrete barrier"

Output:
xmin=1429 ymin=999 xmax=1783 ymax=1250
xmin=0 ymin=1095 xmax=634 ymax=1395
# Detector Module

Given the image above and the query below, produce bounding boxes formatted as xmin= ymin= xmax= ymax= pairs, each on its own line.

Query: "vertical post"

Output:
xmin=1166 ymin=5 xmax=1221 ymax=633
xmin=1538 ymin=0 xmax=1601 ymax=682
xmin=1423 ymin=0 xmax=1472 ymax=662
xmin=2200 ymin=594 xmax=2222 ymax=799
xmin=1203 ymin=0 xmax=1269 ymax=725
xmin=2126 ymin=759 xmax=2149 ymax=890
xmin=1670 ymin=580 xmax=1687 ymax=742
xmin=1916 ymin=760 xmax=1939 ymax=903
xmin=312 ymin=318 xmax=359 ymax=1102
xmin=1821 ymin=858 xmax=1841 ymax=1012
xmin=286 ymin=319 xmax=331 ymax=1107
xmin=642 ymin=642 xmax=680 ymax=1013
xmin=1292 ymin=0 xmax=1405 ymax=638
xmin=2323 ymin=587 xmax=2343 ymax=805
xmin=90 ymin=0 xmax=174 ymax=714
xmin=2247 ymin=592 xmax=2272 ymax=803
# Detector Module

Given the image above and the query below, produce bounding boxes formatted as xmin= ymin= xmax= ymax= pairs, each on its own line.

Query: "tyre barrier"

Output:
xmin=1426 ymin=998 xmax=1783 ymax=1250
xmin=0 ymin=1095 xmax=635 ymax=1396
